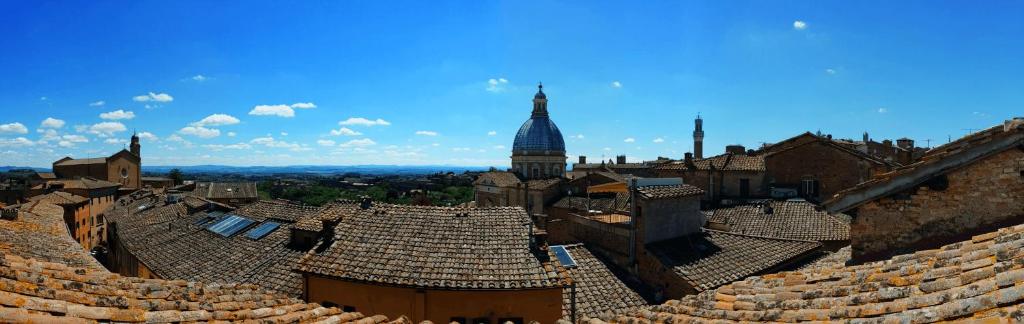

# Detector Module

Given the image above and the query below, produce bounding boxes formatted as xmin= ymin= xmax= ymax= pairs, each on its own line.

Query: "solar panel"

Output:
xmin=245 ymin=221 xmax=281 ymax=240
xmin=205 ymin=214 xmax=255 ymax=237
xmin=550 ymin=245 xmax=577 ymax=268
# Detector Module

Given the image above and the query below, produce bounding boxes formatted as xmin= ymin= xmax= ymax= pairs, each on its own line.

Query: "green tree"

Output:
xmin=167 ymin=168 xmax=184 ymax=185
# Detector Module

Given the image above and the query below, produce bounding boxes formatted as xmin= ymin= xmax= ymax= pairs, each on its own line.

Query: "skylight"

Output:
xmin=206 ymin=214 xmax=255 ymax=237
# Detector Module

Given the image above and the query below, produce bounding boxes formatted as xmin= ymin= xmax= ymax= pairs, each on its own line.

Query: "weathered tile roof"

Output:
xmin=826 ymin=119 xmax=1024 ymax=213
xmin=28 ymin=191 xmax=88 ymax=206
xmin=193 ymin=182 xmax=258 ymax=200
xmin=553 ymin=244 xmax=650 ymax=319
xmin=706 ymin=201 xmax=850 ymax=242
xmin=636 ymin=184 xmax=704 ymax=200
xmin=53 ymin=157 xmax=107 ymax=166
xmin=109 ymin=198 xmax=315 ymax=297
xmin=296 ymin=203 xmax=568 ymax=290
xmin=473 ymin=171 xmax=522 ymax=187
xmin=0 ymin=200 xmax=406 ymax=323
xmin=597 ymin=223 xmax=1024 ymax=323
xmin=553 ymin=193 xmax=630 ymax=214
xmin=0 ymin=201 xmax=104 ymax=271
xmin=645 ymin=230 xmax=822 ymax=293
xmin=527 ymin=178 xmax=565 ymax=190
xmin=55 ymin=177 xmax=121 ymax=190
xmin=35 ymin=171 xmax=56 ymax=179
xmin=654 ymin=153 xmax=764 ymax=172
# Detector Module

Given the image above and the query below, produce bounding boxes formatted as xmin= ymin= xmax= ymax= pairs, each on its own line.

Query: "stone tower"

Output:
xmin=693 ymin=114 xmax=704 ymax=159
xmin=511 ymin=83 xmax=567 ymax=179
xmin=130 ymin=132 xmax=141 ymax=157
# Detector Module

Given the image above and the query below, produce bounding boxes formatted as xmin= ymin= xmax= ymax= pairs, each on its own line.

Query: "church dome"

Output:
xmin=513 ymin=117 xmax=565 ymax=153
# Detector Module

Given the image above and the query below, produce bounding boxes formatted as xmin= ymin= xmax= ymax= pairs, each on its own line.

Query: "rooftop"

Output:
xmin=706 ymin=200 xmax=850 ymax=242
xmin=552 ymin=244 xmax=651 ymax=319
xmin=599 ymin=223 xmax=1024 ymax=323
xmin=645 ymin=230 xmax=822 ymax=292
xmin=296 ymin=202 xmax=568 ymax=290
xmin=0 ymin=200 xmax=402 ymax=323
xmin=635 ymin=184 xmax=705 ymax=200
xmin=193 ymin=182 xmax=258 ymax=200
xmin=653 ymin=153 xmax=765 ymax=172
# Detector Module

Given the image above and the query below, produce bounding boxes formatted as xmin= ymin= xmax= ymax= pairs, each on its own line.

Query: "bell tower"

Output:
xmin=693 ymin=114 xmax=704 ymax=159
xmin=130 ymin=132 xmax=141 ymax=157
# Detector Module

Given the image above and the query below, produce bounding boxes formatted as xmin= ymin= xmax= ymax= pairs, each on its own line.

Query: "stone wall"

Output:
xmin=851 ymin=148 xmax=1024 ymax=261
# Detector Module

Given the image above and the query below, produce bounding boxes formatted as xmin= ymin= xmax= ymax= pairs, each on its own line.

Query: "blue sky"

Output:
xmin=1 ymin=1 xmax=1022 ymax=168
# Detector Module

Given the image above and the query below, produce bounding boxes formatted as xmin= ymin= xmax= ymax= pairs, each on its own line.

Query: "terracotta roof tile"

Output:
xmin=553 ymin=244 xmax=650 ymax=318
xmin=296 ymin=203 xmax=568 ymax=290
xmin=636 ymin=184 xmax=704 ymax=200
xmin=553 ymin=193 xmax=630 ymax=214
xmin=645 ymin=230 xmax=822 ymax=292
xmin=598 ymin=223 xmax=1024 ymax=323
xmin=706 ymin=201 xmax=850 ymax=242
xmin=0 ymin=200 xmax=406 ymax=323
xmin=473 ymin=171 xmax=522 ymax=187
xmin=193 ymin=182 xmax=258 ymax=200
xmin=28 ymin=191 xmax=88 ymax=206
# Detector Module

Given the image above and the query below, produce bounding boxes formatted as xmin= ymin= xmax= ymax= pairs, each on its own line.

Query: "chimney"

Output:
xmin=579 ymin=156 xmax=587 ymax=164
xmin=684 ymin=152 xmax=693 ymax=162
xmin=762 ymin=204 xmax=774 ymax=215
xmin=359 ymin=196 xmax=372 ymax=209
xmin=616 ymin=155 xmax=627 ymax=164
xmin=896 ymin=138 xmax=914 ymax=150
xmin=725 ymin=145 xmax=746 ymax=155
xmin=883 ymin=139 xmax=893 ymax=147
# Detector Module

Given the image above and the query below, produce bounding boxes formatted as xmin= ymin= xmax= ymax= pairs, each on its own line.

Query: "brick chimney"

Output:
xmin=359 ymin=196 xmax=372 ymax=209
xmin=616 ymin=155 xmax=626 ymax=164
xmin=579 ymin=155 xmax=587 ymax=164
xmin=896 ymin=138 xmax=914 ymax=150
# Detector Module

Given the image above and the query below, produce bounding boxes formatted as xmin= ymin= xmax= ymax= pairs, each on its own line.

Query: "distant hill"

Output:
xmin=0 ymin=166 xmax=50 ymax=173
xmin=140 ymin=165 xmax=494 ymax=175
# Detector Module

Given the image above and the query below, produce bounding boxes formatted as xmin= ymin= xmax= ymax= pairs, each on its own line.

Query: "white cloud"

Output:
xmin=192 ymin=75 xmax=208 ymax=82
xmin=653 ymin=137 xmax=665 ymax=143
xmin=452 ymin=147 xmax=471 ymax=152
xmin=611 ymin=81 xmax=622 ymax=88
xmin=0 ymin=137 xmax=34 ymax=147
xmin=227 ymin=132 xmax=237 ymax=137
xmin=62 ymin=135 xmax=89 ymax=143
xmin=100 ymin=109 xmax=136 ymax=120
xmin=603 ymin=147 xmax=612 ymax=151
xmin=104 ymin=138 xmax=126 ymax=145
xmin=493 ymin=145 xmax=507 ymax=150
xmin=339 ymin=117 xmax=390 ymax=127
xmin=40 ymin=118 xmax=65 ymax=129
xmin=317 ymin=139 xmax=336 ymax=147
xmin=330 ymin=127 xmax=362 ymax=136
xmin=88 ymin=122 xmax=127 ymax=136
xmin=203 ymin=143 xmax=251 ymax=151
xmin=624 ymin=137 xmax=636 ymax=143
xmin=339 ymin=138 xmax=377 ymax=147
xmin=137 ymin=132 xmax=158 ymax=142
xmin=133 ymin=92 xmax=174 ymax=102
xmin=58 ymin=140 xmax=73 ymax=148
xmin=825 ymin=68 xmax=837 ymax=75
xmin=573 ymin=134 xmax=585 ymax=139
xmin=878 ymin=108 xmax=888 ymax=114
xmin=415 ymin=130 xmax=438 ymax=136
xmin=290 ymin=102 xmax=316 ymax=109
xmin=251 ymin=136 xmax=309 ymax=151
xmin=249 ymin=104 xmax=295 ymax=117
xmin=793 ymin=20 xmax=807 ymax=30
xmin=0 ymin=122 xmax=28 ymax=134
xmin=37 ymin=129 xmax=60 ymax=143
xmin=192 ymin=113 xmax=240 ymax=126
xmin=166 ymin=134 xmax=187 ymax=142
xmin=486 ymin=78 xmax=509 ymax=93
xmin=487 ymin=131 xmax=497 ymax=136
xmin=89 ymin=100 xmax=105 ymax=107
xmin=178 ymin=126 xmax=220 ymax=138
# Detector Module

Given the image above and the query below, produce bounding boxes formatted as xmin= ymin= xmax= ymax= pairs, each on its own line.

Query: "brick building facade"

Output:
xmin=763 ymin=132 xmax=895 ymax=202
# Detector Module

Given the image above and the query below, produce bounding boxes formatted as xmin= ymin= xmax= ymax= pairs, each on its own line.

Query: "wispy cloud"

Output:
xmin=0 ymin=137 xmax=34 ymax=147
xmin=611 ymin=81 xmax=622 ymax=88
xmin=132 ymin=92 xmax=174 ymax=102
xmin=317 ymin=139 xmax=336 ymax=147
xmin=88 ymin=122 xmax=127 ymax=136
xmin=624 ymin=137 xmax=635 ymax=143
xmin=137 ymin=132 xmax=158 ymax=142
xmin=486 ymin=78 xmax=509 ymax=93
xmin=203 ymin=143 xmax=251 ymax=151
xmin=330 ymin=127 xmax=363 ymax=136
xmin=178 ymin=126 xmax=220 ymax=138
xmin=191 ymin=75 xmax=208 ymax=82
xmin=290 ymin=102 xmax=316 ymax=109
xmin=415 ymin=130 xmax=438 ymax=136
xmin=40 ymin=118 xmax=65 ymax=129
xmin=653 ymin=137 xmax=665 ymax=143
xmin=0 ymin=122 xmax=28 ymax=134
xmin=100 ymin=109 xmax=135 ymax=120
xmin=339 ymin=117 xmax=391 ymax=126
xmin=487 ymin=131 xmax=497 ymax=136
xmin=250 ymin=136 xmax=309 ymax=151
xmin=825 ymin=68 xmax=837 ymax=75
xmin=878 ymin=108 xmax=888 ymax=114
xmin=339 ymin=138 xmax=377 ymax=147
xmin=191 ymin=113 xmax=240 ymax=126
xmin=249 ymin=105 xmax=295 ymax=118
xmin=89 ymin=100 xmax=105 ymax=107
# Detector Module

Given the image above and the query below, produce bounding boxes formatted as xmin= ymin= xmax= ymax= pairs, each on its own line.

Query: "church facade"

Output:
xmin=52 ymin=133 xmax=142 ymax=190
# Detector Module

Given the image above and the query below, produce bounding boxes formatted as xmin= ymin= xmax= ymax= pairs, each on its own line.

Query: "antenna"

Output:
xmin=962 ymin=128 xmax=979 ymax=134
xmin=924 ymin=139 xmax=932 ymax=148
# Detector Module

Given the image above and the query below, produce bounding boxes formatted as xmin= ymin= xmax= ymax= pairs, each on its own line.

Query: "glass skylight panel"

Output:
xmin=205 ymin=214 xmax=255 ymax=237
xmin=550 ymin=245 xmax=577 ymax=268
xmin=246 ymin=221 xmax=281 ymax=240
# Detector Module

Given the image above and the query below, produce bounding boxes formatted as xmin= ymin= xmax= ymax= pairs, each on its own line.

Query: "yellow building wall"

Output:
xmin=107 ymin=155 xmax=141 ymax=189
xmin=306 ymin=276 xmax=562 ymax=323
